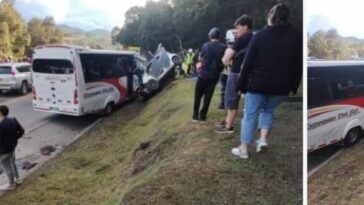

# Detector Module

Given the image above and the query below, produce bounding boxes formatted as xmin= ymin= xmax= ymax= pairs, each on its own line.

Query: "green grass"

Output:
xmin=0 ymin=80 xmax=302 ymax=205
xmin=308 ymin=138 xmax=364 ymax=205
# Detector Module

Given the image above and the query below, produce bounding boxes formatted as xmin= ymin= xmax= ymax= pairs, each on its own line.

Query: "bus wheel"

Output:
xmin=103 ymin=102 xmax=114 ymax=116
xmin=344 ymin=128 xmax=361 ymax=147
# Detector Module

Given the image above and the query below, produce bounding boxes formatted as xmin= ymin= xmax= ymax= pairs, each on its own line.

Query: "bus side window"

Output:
xmin=308 ymin=82 xmax=331 ymax=108
xmin=330 ymin=79 xmax=356 ymax=100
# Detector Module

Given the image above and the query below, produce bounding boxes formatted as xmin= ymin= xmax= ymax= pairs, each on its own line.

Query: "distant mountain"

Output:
xmin=56 ymin=24 xmax=115 ymax=49
xmin=342 ymin=36 xmax=364 ymax=45
xmin=57 ymin=24 xmax=85 ymax=35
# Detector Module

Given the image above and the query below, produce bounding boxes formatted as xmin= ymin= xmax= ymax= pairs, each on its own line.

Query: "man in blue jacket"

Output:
xmin=193 ymin=28 xmax=226 ymax=121
xmin=0 ymin=105 xmax=24 ymax=190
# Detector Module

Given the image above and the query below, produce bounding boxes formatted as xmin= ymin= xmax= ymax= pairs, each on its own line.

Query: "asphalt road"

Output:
xmin=0 ymin=92 xmax=99 ymax=186
xmin=308 ymin=145 xmax=341 ymax=173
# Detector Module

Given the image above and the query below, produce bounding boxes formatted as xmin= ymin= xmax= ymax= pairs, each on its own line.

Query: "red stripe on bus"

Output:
xmin=334 ymin=96 xmax=364 ymax=108
xmin=101 ymin=78 xmax=128 ymax=101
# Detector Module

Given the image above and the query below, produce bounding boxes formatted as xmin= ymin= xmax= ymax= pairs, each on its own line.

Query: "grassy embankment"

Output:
xmin=309 ymin=138 xmax=364 ymax=205
xmin=0 ymin=79 xmax=302 ymax=205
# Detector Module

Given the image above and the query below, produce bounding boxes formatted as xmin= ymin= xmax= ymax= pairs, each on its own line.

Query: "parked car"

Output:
xmin=0 ymin=62 xmax=32 ymax=95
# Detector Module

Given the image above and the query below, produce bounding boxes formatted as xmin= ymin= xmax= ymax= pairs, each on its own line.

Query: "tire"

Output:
xmin=18 ymin=81 xmax=28 ymax=95
xmin=102 ymin=102 xmax=114 ymax=116
xmin=343 ymin=127 xmax=361 ymax=147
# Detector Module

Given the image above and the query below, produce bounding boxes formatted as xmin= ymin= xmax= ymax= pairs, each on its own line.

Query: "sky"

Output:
xmin=14 ymin=0 xmax=151 ymax=31
xmin=308 ymin=0 xmax=364 ymax=38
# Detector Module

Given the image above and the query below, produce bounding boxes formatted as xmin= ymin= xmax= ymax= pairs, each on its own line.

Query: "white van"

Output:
xmin=308 ymin=61 xmax=364 ymax=152
xmin=31 ymin=44 xmax=153 ymax=116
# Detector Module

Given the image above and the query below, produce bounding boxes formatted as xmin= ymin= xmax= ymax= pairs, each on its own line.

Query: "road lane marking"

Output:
xmin=308 ymin=150 xmax=343 ymax=178
xmin=24 ymin=116 xmax=58 ymax=135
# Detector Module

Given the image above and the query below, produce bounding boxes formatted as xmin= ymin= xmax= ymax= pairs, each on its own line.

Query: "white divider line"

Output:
xmin=24 ymin=117 xmax=57 ymax=135
xmin=308 ymin=150 xmax=343 ymax=178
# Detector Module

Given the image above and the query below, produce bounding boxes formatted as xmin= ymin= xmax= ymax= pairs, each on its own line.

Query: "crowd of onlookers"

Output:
xmin=190 ymin=3 xmax=302 ymax=159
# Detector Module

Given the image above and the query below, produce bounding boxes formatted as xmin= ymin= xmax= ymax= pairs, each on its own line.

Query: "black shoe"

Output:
xmin=192 ymin=115 xmax=199 ymax=122
xmin=199 ymin=116 xmax=206 ymax=122
xmin=215 ymin=126 xmax=234 ymax=134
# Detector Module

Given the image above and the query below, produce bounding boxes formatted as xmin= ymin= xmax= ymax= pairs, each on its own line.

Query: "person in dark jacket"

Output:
xmin=193 ymin=27 xmax=226 ymax=121
xmin=231 ymin=3 xmax=302 ymax=159
xmin=0 ymin=105 xmax=24 ymax=190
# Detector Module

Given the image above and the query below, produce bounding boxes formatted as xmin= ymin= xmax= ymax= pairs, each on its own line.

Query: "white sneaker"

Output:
xmin=15 ymin=179 xmax=22 ymax=185
xmin=231 ymin=148 xmax=249 ymax=159
xmin=0 ymin=183 xmax=15 ymax=191
xmin=256 ymin=139 xmax=268 ymax=153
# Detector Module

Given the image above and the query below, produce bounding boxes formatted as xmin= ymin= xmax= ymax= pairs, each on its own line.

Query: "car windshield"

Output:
xmin=33 ymin=59 xmax=74 ymax=74
xmin=0 ymin=66 xmax=12 ymax=74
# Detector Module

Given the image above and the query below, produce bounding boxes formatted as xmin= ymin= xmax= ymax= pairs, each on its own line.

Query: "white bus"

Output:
xmin=31 ymin=44 xmax=153 ymax=116
xmin=308 ymin=61 xmax=364 ymax=152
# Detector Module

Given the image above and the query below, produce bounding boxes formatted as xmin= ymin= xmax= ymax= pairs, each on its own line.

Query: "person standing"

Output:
xmin=184 ymin=49 xmax=195 ymax=76
xmin=193 ymin=27 xmax=226 ymax=122
xmin=216 ymin=15 xmax=253 ymax=133
xmin=232 ymin=3 xmax=302 ymax=159
xmin=0 ymin=105 xmax=24 ymax=190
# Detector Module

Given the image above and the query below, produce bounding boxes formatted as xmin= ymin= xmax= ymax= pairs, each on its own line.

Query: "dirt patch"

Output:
xmin=40 ymin=145 xmax=56 ymax=156
xmin=131 ymin=137 xmax=177 ymax=176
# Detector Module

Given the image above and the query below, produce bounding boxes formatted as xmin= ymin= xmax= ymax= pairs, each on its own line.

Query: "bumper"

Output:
xmin=33 ymin=102 xmax=81 ymax=116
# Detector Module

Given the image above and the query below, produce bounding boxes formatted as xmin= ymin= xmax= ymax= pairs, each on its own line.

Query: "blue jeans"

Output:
xmin=0 ymin=152 xmax=19 ymax=185
xmin=240 ymin=92 xmax=285 ymax=145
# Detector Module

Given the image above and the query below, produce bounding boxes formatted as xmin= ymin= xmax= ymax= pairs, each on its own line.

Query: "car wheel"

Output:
xmin=18 ymin=82 xmax=28 ymax=95
xmin=102 ymin=102 xmax=114 ymax=116
xmin=344 ymin=127 xmax=361 ymax=147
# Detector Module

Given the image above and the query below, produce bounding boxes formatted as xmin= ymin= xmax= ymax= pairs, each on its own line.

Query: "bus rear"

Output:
xmin=32 ymin=45 xmax=82 ymax=116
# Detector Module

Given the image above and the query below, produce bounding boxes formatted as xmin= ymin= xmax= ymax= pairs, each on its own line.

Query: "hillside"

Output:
xmin=309 ymin=138 xmax=364 ymax=205
xmin=342 ymin=36 xmax=364 ymax=45
xmin=57 ymin=24 xmax=115 ymax=49
xmin=0 ymin=80 xmax=302 ymax=205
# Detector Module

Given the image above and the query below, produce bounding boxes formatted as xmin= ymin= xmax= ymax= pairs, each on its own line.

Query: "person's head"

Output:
xmin=188 ymin=48 xmax=193 ymax=53
xmin=208 ymin=27 xmax=221 ymax=40
xmin=234 ymin=15 xmax=253 ymax=38
xmin=267 ymin=3 xmax=290 ymax=26
xmin=0 ymin=105 xmax=9 ymax=118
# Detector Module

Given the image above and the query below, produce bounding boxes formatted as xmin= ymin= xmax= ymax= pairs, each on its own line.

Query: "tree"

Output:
xmin=116 ymin=0 xmax=302 ymax=52
xmin=0 ymin=22 xmax=11 ymax=58
xmin=0 ymin=3 xmax=30 ymax=58
xmin=26 ymin=16 xmax=64 ymax=56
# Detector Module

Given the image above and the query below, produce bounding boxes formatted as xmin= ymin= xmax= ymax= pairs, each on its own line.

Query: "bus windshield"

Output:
xmin=33 ymin=59 xmax=74 ymax=74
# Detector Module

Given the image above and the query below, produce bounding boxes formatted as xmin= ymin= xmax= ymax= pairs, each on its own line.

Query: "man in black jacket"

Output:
xmin=193 ymin=27 xmax=226 ymax=121
xmin=232 ymin=3 xmax=302 ymax=159
xmin=0 ymin=105 xmax=24 ymax=190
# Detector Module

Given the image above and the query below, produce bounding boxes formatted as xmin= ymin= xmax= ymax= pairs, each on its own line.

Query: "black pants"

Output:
xmin=219 ymin=74 xmax=228 ymax=108
xmin=193 ymin=77 xmax=218 ymax=119
xmin=187 ymin=64 xmax=193 ymax=75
